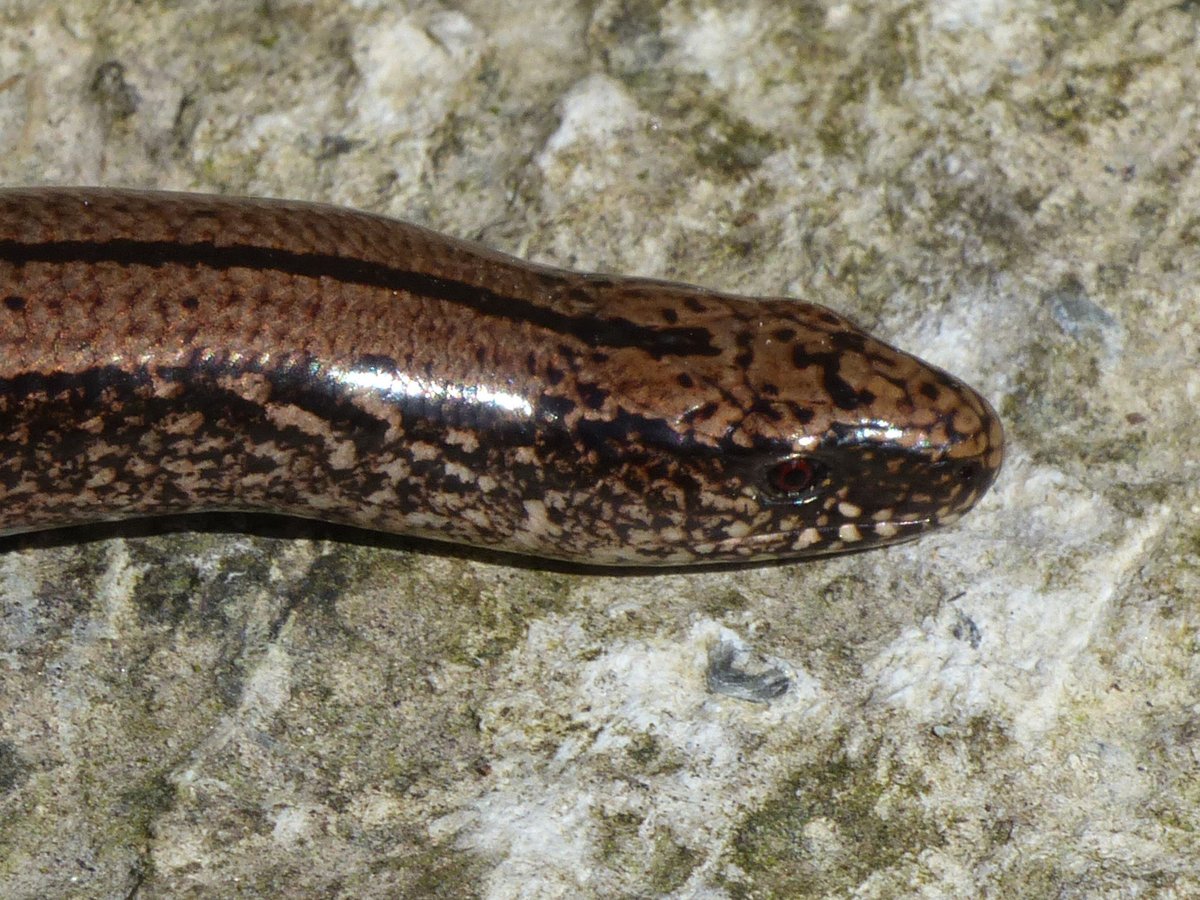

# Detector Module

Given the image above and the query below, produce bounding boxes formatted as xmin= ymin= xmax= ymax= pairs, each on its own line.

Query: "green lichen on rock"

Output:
xmin=0 ymin=741 xmax=27 ymax=794
xmin=723 ymin=745 xmax=943 ymax=897
xmin=646 ymin=828 xmax=702 ymax=893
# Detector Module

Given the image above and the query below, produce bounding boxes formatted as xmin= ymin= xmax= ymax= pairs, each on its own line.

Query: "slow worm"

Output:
xmin=0 ymin=188 xmax=1003 ymax=565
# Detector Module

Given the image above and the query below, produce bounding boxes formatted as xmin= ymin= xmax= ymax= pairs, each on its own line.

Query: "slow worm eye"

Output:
xmin=765 ymin=457 xmax=825 ymax=499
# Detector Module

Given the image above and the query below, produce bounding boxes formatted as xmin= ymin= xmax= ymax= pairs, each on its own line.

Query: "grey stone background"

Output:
xmin=0 ymin=1 xmax=1197 ymax=897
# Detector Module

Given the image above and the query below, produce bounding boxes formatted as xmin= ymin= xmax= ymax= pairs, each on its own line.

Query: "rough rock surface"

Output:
xmin=1 ymin=1 xmax=1197 ymax=897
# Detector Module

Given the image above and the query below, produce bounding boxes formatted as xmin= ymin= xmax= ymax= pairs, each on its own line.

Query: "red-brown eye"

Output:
xmin=767 ymin=457 xmax=823 ymax=497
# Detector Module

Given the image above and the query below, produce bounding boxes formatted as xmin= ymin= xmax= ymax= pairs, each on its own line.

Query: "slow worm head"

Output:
xmin=0 ymin=188 xmax=1003 ymax=565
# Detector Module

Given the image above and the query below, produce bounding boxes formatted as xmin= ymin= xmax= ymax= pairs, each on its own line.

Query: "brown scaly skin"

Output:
xmin=0 ymin=188 xmax=1003 ymax=565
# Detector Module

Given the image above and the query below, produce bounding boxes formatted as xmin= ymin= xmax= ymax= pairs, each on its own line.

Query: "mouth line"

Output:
xmin=709 ymin=515 xmax=938 ymax=557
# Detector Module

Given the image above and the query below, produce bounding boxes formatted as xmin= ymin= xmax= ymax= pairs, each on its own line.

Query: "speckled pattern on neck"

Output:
xmin=0 ymin=188 xmax=1003 ymax=565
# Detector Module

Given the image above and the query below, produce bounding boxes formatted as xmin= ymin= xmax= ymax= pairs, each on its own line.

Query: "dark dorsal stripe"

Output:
xmin=0 ymin=238 xmax=720 ymax=359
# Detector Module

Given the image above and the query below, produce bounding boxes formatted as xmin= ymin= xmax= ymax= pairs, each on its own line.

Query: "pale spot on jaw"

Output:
xmin=85 ymin=468 xmax=117 ymax=488
xmin=163 ymin=410 xmax=204 ymax=435
xmin=265 ymin=402 xmax=335 ymax=439
xmin=445 ymin=428 xmax=480 ymax=453
xmin=379 ymin=457 xmax=411 ymax=480
xmin=724 ymin=520 xmax=753 ymax=539
xmin=461 ymin=508 xmax=491 ymax=530
xmin=364 ymin=488 xmax=398 ymax=506
xmin=796 ymin=527 xmax=821 ymax=548
xmin=522 ymin=499 xmax=560 ymax=537
xmin=305 ymin=494 xmax=342 ymax=511
xmin=410 ymin=441 xmax=438 ymax=462
xmin=874 ymin=521 xmax=899 ymax=538
xmin=444 ymin=461 xmax=475 ymax=484
xmin=838 ymin=523 xmax=863 ymax=542
xmin=837 ymin=501 xmax=861 ymax=518
xmin=328 ymin=440 xmax=356 ymax=470
xmin=650 ymin=525 xmax=685 ymax=545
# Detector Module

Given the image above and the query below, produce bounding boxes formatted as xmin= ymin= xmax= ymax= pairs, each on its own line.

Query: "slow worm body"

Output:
xmin=0 ymin=188 xmax=1002 ymax=565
